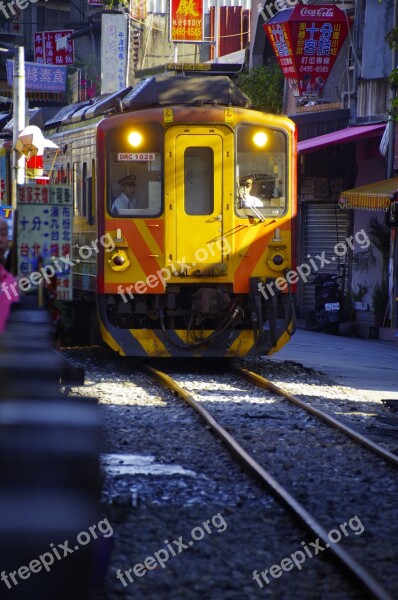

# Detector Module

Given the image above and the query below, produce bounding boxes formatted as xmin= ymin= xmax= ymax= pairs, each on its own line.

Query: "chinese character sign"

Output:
xmin=170 ymin=0 xmax=204 ymax=42
xmin=7 ymin=60 xmax=67 ymax=92
xmin=0 ymin=147 xmax=7 ymax=205
xmin=17 ymin=185 xmax=73 ymax=301
xmin=101 ymin=14 xmax=128 ymax=94
xmin=263 ymin=5 xmax=349 ymax=97
xmin=34 ymin=30 xmax=74 ymax=66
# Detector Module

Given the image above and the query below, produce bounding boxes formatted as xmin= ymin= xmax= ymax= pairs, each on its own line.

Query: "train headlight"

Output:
xmin=127 ymin=131 xmax=143 ymax=147
xmin=253 ymin=131 xmax=268 ymax=148
xmin=267 ymin=251 xmax=288 ymax=271
xmin=108 ymin=250 xmax=130 ymax=271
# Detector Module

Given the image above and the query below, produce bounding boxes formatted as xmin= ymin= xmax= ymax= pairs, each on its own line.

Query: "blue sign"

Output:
xmin=1 ymin=206 xmax=13 ymax=240
xmin=6 ymin=60 xmax=67 ymax=92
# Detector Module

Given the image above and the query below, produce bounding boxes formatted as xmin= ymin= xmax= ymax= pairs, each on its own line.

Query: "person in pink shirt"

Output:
xmin=0 ymin=217 xmax=18 ymax=333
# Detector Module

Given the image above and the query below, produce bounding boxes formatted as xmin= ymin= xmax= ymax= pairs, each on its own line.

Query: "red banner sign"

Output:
xmin=34 ymin=30 xmax=74 ymax=66
xmin=170 ymin=0 xmax=203 ymax=42
xmin=263 ymin=5 xmax=349 ymax=97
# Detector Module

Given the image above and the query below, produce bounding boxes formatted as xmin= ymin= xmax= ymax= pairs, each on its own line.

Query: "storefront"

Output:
xmin=339 ymin=176 xmax=398 ymax=338
xmin=296 ymin=123 xmax=386 ymax=319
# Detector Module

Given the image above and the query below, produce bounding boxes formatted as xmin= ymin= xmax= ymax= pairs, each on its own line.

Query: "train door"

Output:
xmin=165 ymin=127 xmax=228 ymax=270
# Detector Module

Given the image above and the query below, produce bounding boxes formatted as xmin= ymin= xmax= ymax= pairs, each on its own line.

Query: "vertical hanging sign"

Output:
xmin=263 ymin=5 xmax=349 ymax=97
xmin=170 ymin=0 xmax=204 ymax=42
xmin=34 ymin=30 xmax=74 ymax=65
xmin=101 ymin=13 xmax=128 ymax=94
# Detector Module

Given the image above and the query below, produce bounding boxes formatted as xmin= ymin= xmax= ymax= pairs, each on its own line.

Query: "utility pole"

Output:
xmin=0 ymin=43 xmax=26 ymax=208
xmin=11 ymin=45 xmax=26 ymax=209
xmin=0 ymin=43 xmax=26 ymax=276
xmin=214 ymin=0 xmax=219 ymax=63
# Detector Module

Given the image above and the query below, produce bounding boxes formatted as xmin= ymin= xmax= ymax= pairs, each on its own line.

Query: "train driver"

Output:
xmin=238 ymin=176 xmax=263 ymax=208
xmin=112 ymin=175 xmax=138 ymax=213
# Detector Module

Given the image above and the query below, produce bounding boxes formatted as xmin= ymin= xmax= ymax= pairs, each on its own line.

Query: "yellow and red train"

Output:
xmin=43 ymin=73 xmax=297 ymax=357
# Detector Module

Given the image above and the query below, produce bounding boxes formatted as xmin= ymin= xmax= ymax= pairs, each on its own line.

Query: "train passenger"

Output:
xmin=0 ymin=217 xmax=18 ymax=333
xmin=238 ymin=176 xmax=263 ymax=208
xmin=112 ymin=175 xmax=138 ymax=213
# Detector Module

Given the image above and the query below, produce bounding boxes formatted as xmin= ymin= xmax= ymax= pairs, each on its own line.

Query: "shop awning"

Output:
xmin=298 ymin=123 xmax=386 ymax=154
xmin=338 ymin=176 xmax=398 ymax=211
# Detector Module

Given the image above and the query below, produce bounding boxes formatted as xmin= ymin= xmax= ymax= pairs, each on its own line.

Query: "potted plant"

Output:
xmin=353 ymin=218 xmax=390 ymax=282
xmin=352 ymin=282 xmax=369 ymax=311
xmin=372 ymin=281 xmax=389 ymax=326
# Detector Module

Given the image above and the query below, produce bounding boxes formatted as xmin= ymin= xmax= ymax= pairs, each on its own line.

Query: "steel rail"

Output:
xmin=230 ymin=364 xmax=398 ymax=468
xmin=139 ymin=362 xmax=393 ymax=600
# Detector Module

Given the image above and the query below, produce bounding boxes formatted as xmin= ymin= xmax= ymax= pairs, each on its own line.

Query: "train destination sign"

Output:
xmin=263 ymin=5 xmax=349 ymax=97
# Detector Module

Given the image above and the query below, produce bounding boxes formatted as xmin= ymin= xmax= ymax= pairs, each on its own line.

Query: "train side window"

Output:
xmin=82 ymin=162 xmax=87 ymax=217
xmin=184 ymin=147 xmax=214 ymax=215
xmin=87 ymin=158 xmax=95 ymax=225
xmin=87 ymin=177 xmax=93 ymax=225
xmin=73 ymin=162 xmax=82 ymax=217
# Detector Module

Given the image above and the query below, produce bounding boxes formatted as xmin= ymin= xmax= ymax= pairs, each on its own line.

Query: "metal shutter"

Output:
xmin=302 ymin=203 xmax=348 ymax=315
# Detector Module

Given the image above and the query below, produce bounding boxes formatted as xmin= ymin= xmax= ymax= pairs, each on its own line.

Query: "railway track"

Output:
xmin=136 ymin=359 xmax=397 ymax=600
xmin=63 ymin=347 xmax=398 ymax=599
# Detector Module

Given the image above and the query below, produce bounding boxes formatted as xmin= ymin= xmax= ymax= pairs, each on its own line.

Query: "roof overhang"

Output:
xmin=339 ymin=176 xmax=398 ymax=211
xmin=298 ymin=123 xmax=386 ymax=154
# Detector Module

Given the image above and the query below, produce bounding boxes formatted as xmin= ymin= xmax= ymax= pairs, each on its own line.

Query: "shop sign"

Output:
xmin=170 ymin=0 xmax=204 ymax=42
xmin=263 ymin=5 xmax=349 ymax=97
xmin=34 ymin=30 xmax=74 ymax=66
xmin=7 ymin=60 xmax=67 ymax=92
xmin=101 ymin=14 xmax=128 ymax=93
xmin=16 ymin=185 xmax=73 ymax=301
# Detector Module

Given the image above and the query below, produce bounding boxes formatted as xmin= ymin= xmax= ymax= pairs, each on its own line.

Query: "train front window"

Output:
xmin=107 ymin=123 xmax=163 ymax=217
xmin=236 ymin=125 xmax=287 ymax=219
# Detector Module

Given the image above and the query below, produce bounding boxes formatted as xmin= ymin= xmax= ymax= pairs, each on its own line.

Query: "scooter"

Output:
xmin=313 ymin=273 xmax=343 ymax=334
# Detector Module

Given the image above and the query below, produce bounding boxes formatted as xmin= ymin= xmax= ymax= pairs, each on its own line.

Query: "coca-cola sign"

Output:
xmin=263 ymin=4 xmax=349 ymax=97
xmin=300 ymin=7 xmax=334 ymax=18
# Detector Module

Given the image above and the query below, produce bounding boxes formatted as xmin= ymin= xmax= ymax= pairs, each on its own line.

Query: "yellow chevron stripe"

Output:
xmin=267 ymin=325 xmax=294 ymax=355
xmin=139 ymin=221 xmax=164 ymax=257
xmin=132 ymin=330 xmax=171 ymax=356
xmin=225 ymin=331 xmax=255 ymax=356
xmin=98 ymin=316 xmax=127 ymax=356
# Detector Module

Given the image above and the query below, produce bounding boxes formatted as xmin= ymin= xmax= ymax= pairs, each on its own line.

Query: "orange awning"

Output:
xmin=338 ymin=177 xmax=398 ymax=211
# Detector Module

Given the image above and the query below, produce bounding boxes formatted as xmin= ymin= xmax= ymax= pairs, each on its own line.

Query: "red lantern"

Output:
xmin=263 ymin=5 xmax=350 ymax=97
xmin=26 ymin=154 xmax=44 ymax=178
